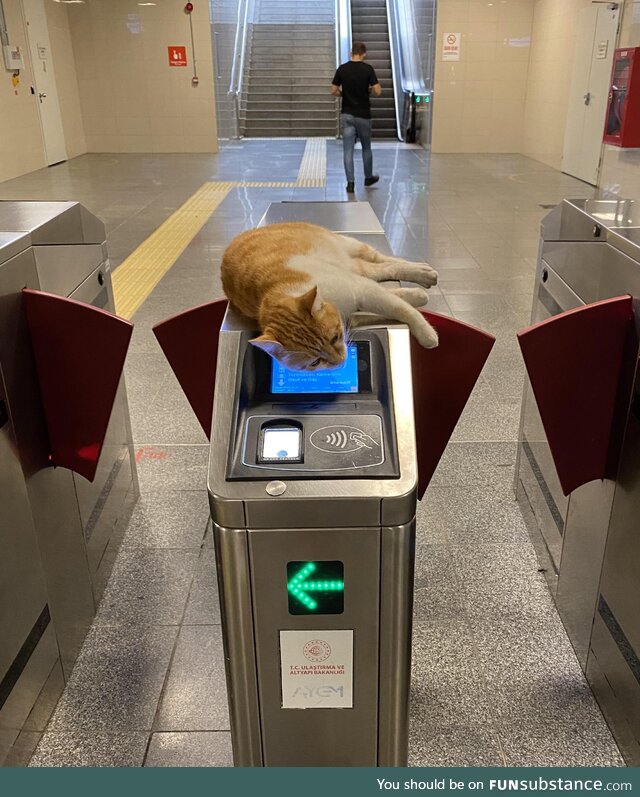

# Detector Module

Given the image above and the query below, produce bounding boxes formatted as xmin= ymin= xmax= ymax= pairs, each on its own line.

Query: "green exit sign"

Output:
xmin=287 ymin=561 xmax=344 ymax=615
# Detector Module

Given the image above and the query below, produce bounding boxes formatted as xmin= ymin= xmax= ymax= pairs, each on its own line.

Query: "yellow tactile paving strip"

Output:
xmin=112 ymin=139 xmax=328 ymax=319
xmin=112 ymin=181 xmax=234 ymax=319
xmin=296 ymin=138 xmax=327 ymax=187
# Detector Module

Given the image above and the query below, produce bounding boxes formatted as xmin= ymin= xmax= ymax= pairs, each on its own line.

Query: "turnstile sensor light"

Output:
xmin=287 ymin=561 xmax=344 ymax=615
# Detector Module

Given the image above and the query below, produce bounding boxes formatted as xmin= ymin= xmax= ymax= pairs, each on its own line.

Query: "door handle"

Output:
xmin=584 ymin=92 xmax=591 ymax=106
xmin=38 ymin=92 xmax=47 ymax=101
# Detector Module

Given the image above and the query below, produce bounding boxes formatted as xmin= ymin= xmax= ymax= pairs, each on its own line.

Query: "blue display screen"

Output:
xmin=271 ymin=345 xmax=359 ymax=394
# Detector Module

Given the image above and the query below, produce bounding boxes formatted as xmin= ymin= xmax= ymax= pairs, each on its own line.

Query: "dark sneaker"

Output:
xmin=364 ymin=175 xmax=380 ymax=187
xmin=346 ymin=181 xmax=355 ymax=193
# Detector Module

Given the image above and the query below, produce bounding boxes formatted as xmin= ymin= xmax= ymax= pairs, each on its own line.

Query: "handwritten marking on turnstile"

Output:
xmin=135 ymin=446 xmax=171 ymax=463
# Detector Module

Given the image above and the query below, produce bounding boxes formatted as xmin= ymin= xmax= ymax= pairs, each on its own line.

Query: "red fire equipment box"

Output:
xmin=603 ymin=47 xmax=640 ymax=148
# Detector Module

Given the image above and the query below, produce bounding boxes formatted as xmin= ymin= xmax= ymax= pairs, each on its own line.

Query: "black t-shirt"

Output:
xmin=332 ymin=61 xmax=378 ymax=120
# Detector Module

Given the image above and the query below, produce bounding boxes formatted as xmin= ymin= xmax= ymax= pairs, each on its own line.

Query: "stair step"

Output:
xmin=247 ymin=101 xmax=338 ymax=111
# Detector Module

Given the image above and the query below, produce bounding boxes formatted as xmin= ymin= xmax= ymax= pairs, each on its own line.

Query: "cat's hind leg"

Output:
xmin=353 ymin=258 xmax=438 ymax=289
xmin=339 ymin=235 xmax=438 ymax=286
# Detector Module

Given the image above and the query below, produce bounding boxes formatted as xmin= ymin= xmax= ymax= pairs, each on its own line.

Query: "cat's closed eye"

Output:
xmin=330 ymin=333 xmax=341 ymax=345
xmin=310 ymin=357 xmax=323 ymax=367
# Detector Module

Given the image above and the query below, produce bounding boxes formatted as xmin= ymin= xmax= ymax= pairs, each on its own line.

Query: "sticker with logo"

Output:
xmin=280 ymin=629 xmax=353 ymax=709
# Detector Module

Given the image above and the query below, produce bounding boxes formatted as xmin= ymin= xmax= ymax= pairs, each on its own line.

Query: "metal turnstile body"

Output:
xmin=0 ymin=202 xmax=137 ymax=764
xmin=208 ymin=203 xmax=417 ymax=766
xmin=516 ymin=197 xmax=640 ymax=764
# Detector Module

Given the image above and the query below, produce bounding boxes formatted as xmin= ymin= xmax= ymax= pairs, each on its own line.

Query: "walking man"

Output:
xmin=331 ymin=41 xmax=382 ymax=194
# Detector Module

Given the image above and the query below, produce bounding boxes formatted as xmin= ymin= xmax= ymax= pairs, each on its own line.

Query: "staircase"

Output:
xmin=350 ymin=0 xmax=397 ymax=138
xmin=242 ymin=0 xmax=338 ymax=137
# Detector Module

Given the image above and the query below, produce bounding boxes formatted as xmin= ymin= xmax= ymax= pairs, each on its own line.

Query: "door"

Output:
xmin=562 ymin=4 xmax=620 ymax=185
xmin=22 ymin=0 xmax=67 ymax=166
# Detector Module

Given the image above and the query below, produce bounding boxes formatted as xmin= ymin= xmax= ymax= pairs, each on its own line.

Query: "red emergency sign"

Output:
xmin=168 ymin=46 xmax=187 ymax=67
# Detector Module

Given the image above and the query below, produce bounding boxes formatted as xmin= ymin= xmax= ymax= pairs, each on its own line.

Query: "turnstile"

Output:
xmin=209 ymin=201 xmax=417 ymax=766
xmin=208 ymin=307 xmax=417 ymax=767
xmin=0 ymin=202 xmax=137 ymax=765
xmin=150 ymin=200 xmax=494 ymax=767
xmin=516 ymin=197 xmax=640 ymax=764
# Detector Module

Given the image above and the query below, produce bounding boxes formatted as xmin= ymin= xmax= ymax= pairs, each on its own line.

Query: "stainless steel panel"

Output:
xmin=248 ymin=527 xmax=380 ymax=766
xmin=0 ymin=201 xmax=105 ymax=245
xmin=378 ymin=522 xmax=415 ymax=767
xmin=542 ymin=198 xmax=640 ymax=242
xmin=589 ymin=615 xmax=640 ymax=759
xmin=542 ymin=241 xmax=640 ymax=303
xmin=34 ymin=245 xmax=105 ymax=296
xmin=213 ymin=525 xmax=262 ymax=766
xmin=587 ymin=632 xmax=640 ymax=765
xmin=556 ymin=480 xmax=615 ymax=668
xmin=259 ymin=201 xmax=384 ymax=233
xmin=245 ymin=496 xmax=380 ymax=529
xmin=0 ymin=395 xmax=49 ymax=680
xmin=342 ymin=232 xmax=392 ymax=255
xmin=0 ymin=371 xmax=57 ymax=761
xmin=0 ymin=626 xmax=58 ymax=767
xmin=0 ymin=231 xmax=30 ymax=262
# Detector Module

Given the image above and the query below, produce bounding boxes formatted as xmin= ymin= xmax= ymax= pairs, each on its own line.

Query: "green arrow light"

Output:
xmin=287 ymin=562 xmax=345 ymax=613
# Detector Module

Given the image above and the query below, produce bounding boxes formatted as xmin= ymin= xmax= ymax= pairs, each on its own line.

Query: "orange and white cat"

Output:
xmin=221 ymin=222 xmax=439 ymax=371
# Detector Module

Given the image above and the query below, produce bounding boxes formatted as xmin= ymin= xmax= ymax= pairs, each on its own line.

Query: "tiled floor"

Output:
xmin=0 ymin=140 xmax=624 ymax=766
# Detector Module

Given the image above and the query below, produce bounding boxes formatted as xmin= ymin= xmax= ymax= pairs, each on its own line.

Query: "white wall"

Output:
xmin=432 ymin=0 xmax=533 ymax=154
xmin=68 ymin=0 xmax=218 ymax=154
xmin=520 ymin=0 xmax=592 ymax=170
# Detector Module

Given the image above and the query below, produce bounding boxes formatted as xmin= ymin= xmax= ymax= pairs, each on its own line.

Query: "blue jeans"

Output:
xmin=341 ymin=113 xmax=373 ymax=182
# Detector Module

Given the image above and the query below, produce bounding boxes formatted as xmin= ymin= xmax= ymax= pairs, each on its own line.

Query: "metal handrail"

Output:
xmin=334 ymin=0 xmax=352 ymax=137
xmin=229 ymin=0 xmax=254 ymax=139
xmin=386 ymin=0 xmax=433 ymax=140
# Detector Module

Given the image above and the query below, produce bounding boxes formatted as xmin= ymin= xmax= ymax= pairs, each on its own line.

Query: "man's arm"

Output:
xmin=370 ymin=83 xmax=382 ymax=96
xmin=330 ymin=84 xmax=341 ymax=97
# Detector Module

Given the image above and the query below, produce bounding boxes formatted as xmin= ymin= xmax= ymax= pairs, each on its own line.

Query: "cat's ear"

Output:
xmin=249 ymin=334 xmax=286 ymax=360
xmin=298 ymin=286 xmax=323 ymax=316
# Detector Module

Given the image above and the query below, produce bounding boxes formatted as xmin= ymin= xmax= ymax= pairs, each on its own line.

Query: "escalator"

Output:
xmin=350 ymin=0 xmax=397 ymax=138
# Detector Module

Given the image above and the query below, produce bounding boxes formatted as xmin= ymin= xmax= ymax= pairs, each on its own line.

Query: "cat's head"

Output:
xmin=250 ymin=287 xmax=347 ymax=371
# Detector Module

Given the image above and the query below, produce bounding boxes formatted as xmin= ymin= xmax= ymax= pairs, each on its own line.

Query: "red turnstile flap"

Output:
xmin=152 ymin=299 xmax=228 ymax=439
xmin=517 ymin=295 xmax=635 ymax=496
xmin=411 ymin=311 xmax=495 ymax=500
xmin=22 ymin=288 xmax=133 ymax=482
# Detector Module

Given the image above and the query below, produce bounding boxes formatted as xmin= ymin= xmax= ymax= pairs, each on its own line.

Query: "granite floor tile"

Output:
xmin=96 ymin=549 xmax=199 ymax=625
xmin=135 ymin=445 xmax=209 ymax=491
xmin=451 ymin=542 xmax=551 ymax=621
xmin=145 ymin=732 xmax=233 ymax=767
xmin=411 ymin=622 xmax=493 ymax=727
xmin=498 ymin=723 xmax=624 ymax=767
xmin=429 ymin=441 xmax=517 ymax=491
xmin=30 ymin=732 xmax=149 ymax=767
xmin=418 ymin=486 xmax=529 ymax=547
xmin=413 ymin=543 xmax=466 ymax=622
xmin=409 ymin=726 xmax=505 ymax=767
xmin=47 ymin=625 xmax=178 ymax=733
xmin=121 ymin=490 xmax=209 ymax=549
xmin=154 ymin=625 xmax=229 ymax=731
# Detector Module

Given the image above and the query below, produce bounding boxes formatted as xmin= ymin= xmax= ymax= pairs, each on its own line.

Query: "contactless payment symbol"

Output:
xmin=287 ymin=561 xmax=344 ymax=615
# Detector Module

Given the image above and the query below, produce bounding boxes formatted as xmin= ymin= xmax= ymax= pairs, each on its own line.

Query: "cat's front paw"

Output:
xmin=423 ymin=265 xmax=439 ymax=286
xmin=413 ymin=319 xmax=439 ymax=349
